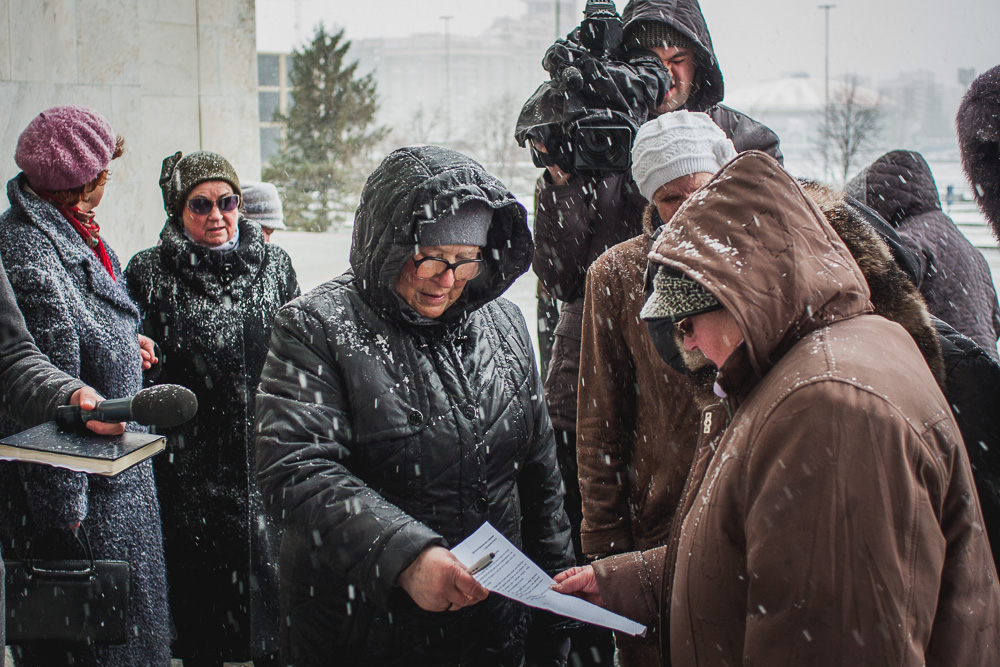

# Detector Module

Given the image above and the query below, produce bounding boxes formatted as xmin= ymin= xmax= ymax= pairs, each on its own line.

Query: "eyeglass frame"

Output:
xmin=412 ymin=254 xmax=484 ymax=281
xmin=186 ymin=194 xmax=241 ymax=216
xmin=675 ymin=317 xmax=695 ymax=339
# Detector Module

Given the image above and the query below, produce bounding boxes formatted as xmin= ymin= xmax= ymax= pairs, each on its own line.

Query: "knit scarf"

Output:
xmin=40 ymin=195 xmax=115 ymax=280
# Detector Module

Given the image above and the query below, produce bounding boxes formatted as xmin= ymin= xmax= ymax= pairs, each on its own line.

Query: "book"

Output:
xmin=0 ymin=422 xmax=165 ymax=476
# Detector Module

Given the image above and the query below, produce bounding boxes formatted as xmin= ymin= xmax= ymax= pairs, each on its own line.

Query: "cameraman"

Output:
xmin=530 ymin=3 xmax=781 ymax=663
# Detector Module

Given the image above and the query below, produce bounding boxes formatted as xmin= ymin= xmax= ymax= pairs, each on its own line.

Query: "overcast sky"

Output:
xmin=256 ymin=0 xmax=1000 ymax=93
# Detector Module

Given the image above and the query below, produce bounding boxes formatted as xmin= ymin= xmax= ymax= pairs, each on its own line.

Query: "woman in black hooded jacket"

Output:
xmin=256 ymin=146 xmax=575 ymax=667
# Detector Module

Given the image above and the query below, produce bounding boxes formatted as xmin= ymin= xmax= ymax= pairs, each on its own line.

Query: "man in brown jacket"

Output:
xmin=556 ymin=150 xmax=1000 ymax=665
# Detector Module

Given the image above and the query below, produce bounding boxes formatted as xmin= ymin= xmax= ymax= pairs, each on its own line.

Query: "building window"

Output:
xmin=258 ymin=54 xmax=280 ymax=87
xmin=259 ymin=91 xmax=281 ymax=124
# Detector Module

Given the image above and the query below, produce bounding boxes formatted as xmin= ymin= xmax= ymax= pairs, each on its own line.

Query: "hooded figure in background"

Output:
xmin=847 ymin=149 xmax=1000 ymax=359
xmin=255 ymin=146 xmax=574 ymax=667
xmin=957 ymin=64 xmax=1000 ymax=241
xmin=125 ymin=151 xmax=300 ymax=666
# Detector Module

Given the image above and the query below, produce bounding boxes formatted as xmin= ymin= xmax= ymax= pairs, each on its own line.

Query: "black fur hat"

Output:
xmin=957 ymin=65 xmax=1000 ymax=241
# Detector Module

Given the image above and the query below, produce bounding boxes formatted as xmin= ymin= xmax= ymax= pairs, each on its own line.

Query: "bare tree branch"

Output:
xmin=816 ymin=75 xmax=883 ymax=185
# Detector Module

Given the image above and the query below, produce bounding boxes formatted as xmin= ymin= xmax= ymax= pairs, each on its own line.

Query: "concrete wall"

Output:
xmin=0 ymin=0 xmax=260 ymax=260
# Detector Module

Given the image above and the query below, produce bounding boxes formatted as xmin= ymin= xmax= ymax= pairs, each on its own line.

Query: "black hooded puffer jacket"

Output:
xmin=847 ymin=149 xmax=1000 ymax=359
xmin=256 ymin=146 xmax=574 ymax=667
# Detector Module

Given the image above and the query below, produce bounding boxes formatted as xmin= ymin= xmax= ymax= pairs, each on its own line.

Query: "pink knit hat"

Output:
xmin=15 ymin=105 xmax=116 ymax=191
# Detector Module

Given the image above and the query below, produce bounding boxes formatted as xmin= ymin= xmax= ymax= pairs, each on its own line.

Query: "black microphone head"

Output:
xmin=130 ymin=384 xmax=198 ymax=428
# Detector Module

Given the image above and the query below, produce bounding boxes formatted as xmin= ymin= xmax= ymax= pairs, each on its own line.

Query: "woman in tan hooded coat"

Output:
xmin=556 ymin=151 xmax=1000 ymax=666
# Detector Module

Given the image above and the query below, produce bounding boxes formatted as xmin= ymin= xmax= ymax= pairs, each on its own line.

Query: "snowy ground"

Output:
xmin=269 ymin=200 xmax=1000 ymax=363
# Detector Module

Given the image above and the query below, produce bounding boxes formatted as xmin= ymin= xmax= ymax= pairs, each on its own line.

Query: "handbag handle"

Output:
xmin=23 ymin=524 xmax=97 ymax=581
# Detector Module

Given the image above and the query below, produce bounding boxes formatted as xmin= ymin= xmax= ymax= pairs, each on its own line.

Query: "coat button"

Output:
xmin=464 ymin=405 xmax=476 ymax=420
xmin=473 ymin=497 xmax=488 ymax=514
xmin=407 ymin=410 xmax=423 ymax=426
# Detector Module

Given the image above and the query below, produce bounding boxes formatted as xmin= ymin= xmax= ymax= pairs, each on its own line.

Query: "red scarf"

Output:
xmin=40 ymin=196 xmax=115 ymax=280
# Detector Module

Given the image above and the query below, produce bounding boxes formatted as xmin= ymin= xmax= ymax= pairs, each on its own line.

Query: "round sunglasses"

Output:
xmin=186 ymin=194 xmax=241 ymax=216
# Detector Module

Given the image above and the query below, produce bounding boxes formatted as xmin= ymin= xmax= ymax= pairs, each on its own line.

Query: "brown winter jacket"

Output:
xmin=577 ymin=217 xmax=708 ymax=560
xmin=576 ymin=219 xmax=710 ymax=666
xmin=593 ymin=152 xmax=1000 ymax=666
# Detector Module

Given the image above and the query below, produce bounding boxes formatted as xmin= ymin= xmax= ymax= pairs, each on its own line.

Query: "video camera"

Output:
xmin=514 ymin=0 xmax=670 ymax=177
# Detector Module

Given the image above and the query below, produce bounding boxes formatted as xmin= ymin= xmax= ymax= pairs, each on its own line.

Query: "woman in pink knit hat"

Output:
xmin=0 ymin=105 xmax=171 ymax=666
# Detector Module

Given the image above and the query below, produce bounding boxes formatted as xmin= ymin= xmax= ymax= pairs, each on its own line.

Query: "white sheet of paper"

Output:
xmin=450 ymin=522 xmax=647 ymax=637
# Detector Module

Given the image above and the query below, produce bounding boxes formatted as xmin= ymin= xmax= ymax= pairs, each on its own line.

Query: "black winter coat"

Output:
xmin=125 ymin=218 xmax=299 ymax=664
xmin=0 ymin=174 xmax=171 ymax=666
xmin=934 ymin=318 xmax=1000 ymax=562
xmin=256 ymin=146 xmax=574 ymax=667
xmin=848 ymin=150 xmax=1000 ymax=359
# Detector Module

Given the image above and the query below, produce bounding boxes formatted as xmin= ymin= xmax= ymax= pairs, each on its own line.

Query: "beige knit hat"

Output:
xmin=631 ymin=111 xmax=736 ymax=201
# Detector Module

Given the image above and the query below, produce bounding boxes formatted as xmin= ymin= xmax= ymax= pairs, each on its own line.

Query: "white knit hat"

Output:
xmin=631 ymin=111 xmax=737 ymax=201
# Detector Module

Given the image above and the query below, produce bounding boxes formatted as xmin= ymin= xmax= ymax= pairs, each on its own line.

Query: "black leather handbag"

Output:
xmin=4 ymin=525 xmax=130 ymax=644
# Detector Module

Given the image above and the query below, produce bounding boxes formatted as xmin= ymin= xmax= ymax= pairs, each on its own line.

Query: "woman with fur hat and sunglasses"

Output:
xmin=125 ymin=151 xmax=299 ymax=667
xmin=0 ymin=105 xmax=171 ymax=665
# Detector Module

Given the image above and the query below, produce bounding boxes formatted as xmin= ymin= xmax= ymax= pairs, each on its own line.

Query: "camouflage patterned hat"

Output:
xmin=159 ymin=150 xmax=241 ymax=219
xmin=640 ymin=266 xmax=720 ymax=322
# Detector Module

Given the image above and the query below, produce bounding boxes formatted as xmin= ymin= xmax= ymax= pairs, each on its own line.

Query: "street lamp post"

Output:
xmin=441 ymin=15 xmax=453 ymax=142
xmin=818 ymin=4 xmax=836 ymax=182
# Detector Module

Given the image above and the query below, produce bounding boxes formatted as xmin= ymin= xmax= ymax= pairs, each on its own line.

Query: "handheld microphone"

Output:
xmin=55 ymin=384 xmax=198 ymax=431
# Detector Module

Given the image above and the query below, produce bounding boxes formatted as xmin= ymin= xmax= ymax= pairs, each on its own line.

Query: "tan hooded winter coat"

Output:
xmin=593 ymin=151 xmax=1000 ymax=666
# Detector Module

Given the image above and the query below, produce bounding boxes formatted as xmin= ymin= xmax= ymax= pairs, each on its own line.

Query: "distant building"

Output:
xmin=257 ymin=0 xmax=581 ymax=165
xmin=725 ymin=71 xmax=967 ymax=180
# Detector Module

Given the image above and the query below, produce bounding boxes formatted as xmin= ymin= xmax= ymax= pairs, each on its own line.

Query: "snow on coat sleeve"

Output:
xmin=738 ymin=381 xmax=958 ymax=665
xmin=576 ymin=259 xmax=636 ymax=556
xmin=255 ymin=301 xmax=443 ymax=610
xmin=3 ymin=264 xmax=88 ymax=527
xmin=0 ymin=256 xmax=82 ymax=426
xmin=532 ymin=173 xmax=595 ymax=302
xmin=497 ymin=298 xmax=576 ymax=575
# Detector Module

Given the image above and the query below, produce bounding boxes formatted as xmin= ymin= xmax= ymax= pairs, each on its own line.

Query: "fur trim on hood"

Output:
xmin=957 ymin=65 xmax=1000 ymax=241
xmin=802 ymin=181 xmax=946 ymax=387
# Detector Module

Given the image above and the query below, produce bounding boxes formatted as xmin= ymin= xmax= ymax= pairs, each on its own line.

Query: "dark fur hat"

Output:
xmin=957 ymin=65 xmax=1000 ymax=241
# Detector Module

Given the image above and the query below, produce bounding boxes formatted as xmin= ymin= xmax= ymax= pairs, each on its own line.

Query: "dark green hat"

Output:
xmin=640 ymin=266 xmax=720 ymax=322
xmin=159 ymin=150 xmax=241 ymax=219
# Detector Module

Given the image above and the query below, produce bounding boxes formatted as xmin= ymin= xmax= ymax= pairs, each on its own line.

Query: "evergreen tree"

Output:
xmin=264 ymin=25 xmax=387 ymax=231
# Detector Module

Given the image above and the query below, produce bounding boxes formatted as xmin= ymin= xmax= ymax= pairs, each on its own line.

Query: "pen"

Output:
xmin=467 ymin=552 xmax=495 ymax=575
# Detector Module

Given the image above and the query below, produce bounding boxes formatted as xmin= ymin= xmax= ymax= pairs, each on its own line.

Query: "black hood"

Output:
xmin=846 ymin=150 xmax=942 ymax=226
xmin=621 ymin=0 xmax=724 ymax=111
xmin=349 ymin=146 xmax=532 ymax=327
xmin=957 ymin=65 xmax=1000 ymax=241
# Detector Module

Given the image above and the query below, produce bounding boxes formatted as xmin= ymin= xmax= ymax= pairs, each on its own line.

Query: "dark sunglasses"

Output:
xmin=186 ymin=194 xmax=241 ymax=216
xmin=412 ymin=255 xmax=483 ymax=281
xmin=676 ymin=317 xmax=695 ymax=338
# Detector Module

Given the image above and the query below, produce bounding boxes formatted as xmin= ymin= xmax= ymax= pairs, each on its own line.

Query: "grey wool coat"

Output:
xmin=125 ymin=216 xmax=299 ymax=665
xmin=0 ymin=174 xmax=171 ymax=666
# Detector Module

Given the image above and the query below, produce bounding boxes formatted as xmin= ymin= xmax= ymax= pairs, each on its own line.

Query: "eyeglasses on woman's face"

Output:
xmin=412 ymin=255 xmax=483 ymax=281
xmin=676 ymin=317 xmax=695 ymax=339
xmin=186 ymin=194 xmax=241 ymax=216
